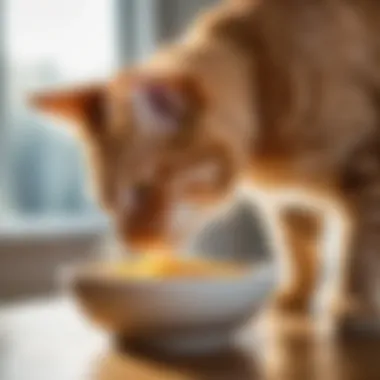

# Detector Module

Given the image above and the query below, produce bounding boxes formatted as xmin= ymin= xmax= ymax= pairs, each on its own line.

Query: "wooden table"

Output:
xmin=1 ymin=298 xmax=380 ymax=380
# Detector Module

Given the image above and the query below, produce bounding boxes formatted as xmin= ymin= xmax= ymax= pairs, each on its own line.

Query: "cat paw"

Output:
xmin=272 ymin=290 xmax=311 ymax=314
xmin=329 ymin=296 xmax=380 ymax=339
xmin=334 ymin=315 xmax=380 ymax=340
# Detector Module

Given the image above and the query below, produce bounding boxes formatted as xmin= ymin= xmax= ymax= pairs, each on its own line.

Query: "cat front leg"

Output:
xmin=330 ymin=202 xmax=380 ymax=337
xmin=331 ymin=148 xmax=380 ymax=337
xmin=273 ymin=207 xmax=324 ymax=313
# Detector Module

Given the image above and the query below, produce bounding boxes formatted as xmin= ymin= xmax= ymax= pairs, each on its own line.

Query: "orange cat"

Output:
xmin=32 ymin=0 xmax=380 ymax=335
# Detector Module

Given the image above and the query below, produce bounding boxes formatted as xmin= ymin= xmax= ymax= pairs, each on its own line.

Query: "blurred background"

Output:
xmin=0 ymin=0 xmax=268 ymax=301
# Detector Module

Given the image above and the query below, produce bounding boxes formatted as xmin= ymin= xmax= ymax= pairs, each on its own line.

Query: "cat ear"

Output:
xmin=30 ymin=82 xmax=106 ymax=138
xmin=130 ymin=75 xmax=203 ymax=135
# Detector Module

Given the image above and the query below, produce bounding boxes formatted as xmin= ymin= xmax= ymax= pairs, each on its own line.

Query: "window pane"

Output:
xmin=4 ymin=0 xmax=115 ymax=219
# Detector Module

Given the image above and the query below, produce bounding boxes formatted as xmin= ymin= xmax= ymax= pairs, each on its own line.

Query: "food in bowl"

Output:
xmin=108 ymin=254 xmax=247 ymax=279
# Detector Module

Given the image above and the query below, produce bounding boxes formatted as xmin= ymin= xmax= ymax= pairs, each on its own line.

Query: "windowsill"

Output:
xmin=0 ymin=215 xmax=110 ymax=243
xmin=0 ymin=215 xmax=112 ymax=301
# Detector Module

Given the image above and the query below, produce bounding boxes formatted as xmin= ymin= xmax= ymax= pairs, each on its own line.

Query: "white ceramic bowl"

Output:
xmin=69 ymin=260 xmax=276 ymax=354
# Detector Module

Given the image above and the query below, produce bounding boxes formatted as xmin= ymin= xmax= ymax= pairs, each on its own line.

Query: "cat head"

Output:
xmin=31 ymin=69 xmax=249 ymax=251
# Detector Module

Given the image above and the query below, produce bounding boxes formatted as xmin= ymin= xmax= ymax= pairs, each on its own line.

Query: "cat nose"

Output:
xmin=119 ymin=183 xmax=152 ymax=211
xmin=133 ymin=183 xmax=152 ymax=204
xmin=119 ymin=183 xmax=165 ymax=244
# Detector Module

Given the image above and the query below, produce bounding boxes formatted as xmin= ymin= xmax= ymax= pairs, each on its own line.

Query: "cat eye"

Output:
xmin=131 ymin=81 xmax=186 ymax=135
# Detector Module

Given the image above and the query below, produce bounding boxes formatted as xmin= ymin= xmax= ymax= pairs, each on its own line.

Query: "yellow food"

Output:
xmin=112 ymin=254 xmax=245 ymax=279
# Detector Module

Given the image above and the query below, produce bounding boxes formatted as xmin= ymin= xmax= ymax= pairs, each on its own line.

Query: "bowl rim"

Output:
xmin=62 ymin=259 xmax=275 ymax=289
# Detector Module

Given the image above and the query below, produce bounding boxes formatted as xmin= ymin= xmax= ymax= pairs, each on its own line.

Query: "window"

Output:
xmin=2 ymin=0 xmax=116 ymax=224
